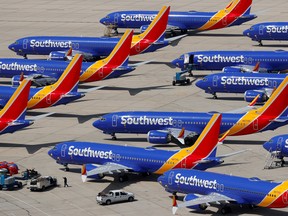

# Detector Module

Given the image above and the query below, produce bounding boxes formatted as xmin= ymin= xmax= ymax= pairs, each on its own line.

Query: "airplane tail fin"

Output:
xmin=131 ymin=6 xmax=169 ymax=54
xmin=225 ymin=0 xmax=253 ymax=15
xmin=186 ymin=114 xmax=222 ymax=159
xmin=0 ymin=79 xmax=31 ymax=121
xmin=256 ymin=76 xmax=288 ymax=119
xmin=51 ymin=54 xmax=83 ymax=93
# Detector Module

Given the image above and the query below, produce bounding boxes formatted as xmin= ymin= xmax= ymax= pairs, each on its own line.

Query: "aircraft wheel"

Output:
xmin=118 ymin=175 xmax=128 ymax=182
xmin=172 ymin=81 xmax=176 ymax=86
xmin=221 ymin=206 xmax=231 ymax=214
xmin=199 ymin=204 xmax=207 ymax=210
xmin=186 ymin=79 xmax=190 ymax=85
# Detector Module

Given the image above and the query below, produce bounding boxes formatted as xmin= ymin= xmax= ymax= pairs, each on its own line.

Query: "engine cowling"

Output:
xmin=147 ymin=130 xmax=171 ymax=144
xmin=140 ymin=25 xmax=149 ymax=33
xmin=184 ymin=194 xmax=208 ymax=210
xmin=11 ymin=75 xmax=25 ymax=87
xmin=244 ymin=90 xmax=268 ymax=103
xmin=222 ymin=66 xmax=243 ymax=73
xmin=82 ymin=164 xmax=105 ymax=180
xmin=48 ymin=51 xmax=68 ymax=61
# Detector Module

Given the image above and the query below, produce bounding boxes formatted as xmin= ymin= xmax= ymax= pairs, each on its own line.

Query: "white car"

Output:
xmin=96 ymin=190 xmax=134 ymax=205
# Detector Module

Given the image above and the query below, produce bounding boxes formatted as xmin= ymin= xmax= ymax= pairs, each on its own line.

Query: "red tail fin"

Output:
xmin=130 ymin=6 xmax=169 ymax=55
xmin=52 ymin=54 xmax=83 ymax=93
xmin=0 ymin=79 xmax=31 ymax=121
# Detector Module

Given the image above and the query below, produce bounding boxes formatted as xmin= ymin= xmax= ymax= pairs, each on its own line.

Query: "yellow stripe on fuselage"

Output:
xmin=198 ymin=0 xmax=240 ymax=31
xmin=27 ymin=85 xmax=55 ymax=108
xmin=154 ymin=114 xmax=219 ymax=174
xmin=258 ymin=181 xmax=288 ymax=207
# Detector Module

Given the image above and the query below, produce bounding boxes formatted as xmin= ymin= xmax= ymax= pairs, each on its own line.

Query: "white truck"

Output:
xmin=96 ymin=190 xmax=134 ymax=205
xmin=27 ymin=176 xmax=57 ymax=191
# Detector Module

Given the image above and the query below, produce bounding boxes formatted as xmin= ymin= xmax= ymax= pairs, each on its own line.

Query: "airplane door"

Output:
xmin=253 ymin=119 xmax=258 ymax=131
xmin=282 ymin=191 xmax=288 ymax=205
xmin=112 ymin=115 xmax=118 ymax=127
xmin=168 ymin=171 xmax=174 ymax=185
xmin=116 ymin=154 xmax=120 ymax=162
xmin=114 ymin=13 xmax=119 ymax=24
xmin=259 ymin=25 xmax=264 ymax=35
xmin=181 ymin=158 xmax=187 ymax=168
xmin=135 ymin=41 xmax=141 ymax=53
xmin=46 ymin=93 xmax=51 ymax=104
xmin=277 ymin=137 xmax=284 ymax=151
xmin=222 ymin=16 xmax=227 ymax=26
xmin=61 ymin=144 xmax=67 ymax=157
xmin=178 ymin=120 xmax=183 ymax=128
xmin=23 ymin=39 xmax=29 ymax=49
xmin=99 ymin=67 xmax=103 ymax=78
xmin=213 ymin=75 xmax=218 ymax=87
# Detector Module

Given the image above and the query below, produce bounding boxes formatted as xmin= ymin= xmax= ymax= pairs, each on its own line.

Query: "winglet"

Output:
xmin=252 ymin=62 xmax=260 ymax=72
xmin=172 ymin=195 xmax=178 ymax=215
xmin=81 ymin=164 xmax=87 ymax=182
xmin=178 ymin=128 xmax=185 ymax=139
xmin=248 ymin=94 xmax=259 ymax=106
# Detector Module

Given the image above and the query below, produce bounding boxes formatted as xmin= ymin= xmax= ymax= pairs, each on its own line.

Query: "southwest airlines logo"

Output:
xmin=175 ymin=173 xmax=218 ymax=189
xmin=121 ymin=116 xmax=173 ymax=126
xmin=267 ymin=26 xmax=288 ymax=34
xmin=197 ymin=54 xmax=245 ymax=63
xmin=0 ymin=61 xmax=37 ymax=72
xmin=121 ymin=14 xmax=156 ymax=22
xmin=30 ymin=39 xmax=72 ymax=48
xmin=68 ymin=146 xmax=113 ymax=159
xmin=221 ymin=76 xmax=269 ymax=86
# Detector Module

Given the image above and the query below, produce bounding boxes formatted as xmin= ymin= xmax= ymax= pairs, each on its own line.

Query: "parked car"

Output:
xmin=96 ymin=190 xmax=134 ymax=205
xmin=27 ymin=176 xmax=57 ymax=191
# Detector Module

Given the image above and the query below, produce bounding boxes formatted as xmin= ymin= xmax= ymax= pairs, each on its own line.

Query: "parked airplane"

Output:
xmin=48 ymin=114 xmax=244 ymax=182
xmin=0 ymin=79 xmax=39 ymax=134
xmin=1 ymin=30 xmax=143 ymax=85
xmin=8 ymin=6 xmax=185 ymax=60
xmin=93 ymin=77 xmax=288 ymax=146
xmin=244 ymin=22 xmax=288 ymax=46
xmin=263 ymin=134 xmax=288 ymax=165
xmin=100 ymin=0 xmax=256 ymax=35
xmin=158 ymin=169 xmax=288 ymax=214
xmin=0 ymin=54 xmax=90 ymax=110
xmin=171 ymin=50 xmax=288 ymax=73
xmin=195 ymin=72 xmax=287 ymax=101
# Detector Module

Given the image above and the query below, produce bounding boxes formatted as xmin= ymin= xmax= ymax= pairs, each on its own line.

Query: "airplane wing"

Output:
xmin=173 ymin=193 xmax=235 ymax=214
xmin=168 ymin=128 xmax=199 ymax=145
xmin=82 ymin=162 xmax=133 ymax=182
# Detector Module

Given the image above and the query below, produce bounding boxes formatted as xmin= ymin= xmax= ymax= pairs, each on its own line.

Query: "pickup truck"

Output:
xmin=96 ymin=190 xmax=134 ymax=205
xmin=27 ymin=176 xmax=57 ymax=191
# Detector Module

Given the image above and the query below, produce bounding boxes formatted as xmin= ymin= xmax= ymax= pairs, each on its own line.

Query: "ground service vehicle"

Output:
xmin=27 ymin=176 xmax=57 ymax=191
xmin=96 ymin=190 xmax=134 ymax=205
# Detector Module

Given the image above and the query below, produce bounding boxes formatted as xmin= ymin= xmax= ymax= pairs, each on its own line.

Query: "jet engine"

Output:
xmin=244 ymin=90 xmax=268 ymax=103
xmin=184 ymin=194 xmax=208 ymax=210
xmin=222 ymin=66 xmax=243 ymax=73
xmin=140 ymin=25 xmax=149 ymax=33
xmin=12 ymin=75 xmax=57 ymax=87
xmin=147 ymin=130 xmax=171 ymax=144
xmin=48 ymin=51 xmax=69 ymax=61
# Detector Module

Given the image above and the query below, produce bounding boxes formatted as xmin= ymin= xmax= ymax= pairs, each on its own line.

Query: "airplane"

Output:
xmin=157 ymin=168 xmax=288 ymax=214
xmin=171 ymin=50 xmax=288 ymax=74
xmin=263 ymin=134 xmax=288 ymax=166
xmin=100 ymin=0 xmax=256 ymax=35
xmin=0 ymin=54 xmax=91 ymax=110
xmin=195 ymin=72 xmax=287 ymax=101
xmin=93 ymin=76 xmax=288 ymax=146
xmin=8 ymin=6 xmax=185 ymax=61
xmin=48 ymin=114 xmax=244 ymax=182
xmin=0 ymin=161 xmax=19 ymax=175
xmin=243 ymin=22 xmax=288 ymax=46
xmin=0 ymin=79 xmax=44 ymax=135
xmin=1 ymin=30 xmax=144 ymax=86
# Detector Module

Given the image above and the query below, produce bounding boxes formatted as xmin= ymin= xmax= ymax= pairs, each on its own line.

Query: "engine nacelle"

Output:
xmin=140 ymin=25 xmax=149 ymax=33
xmin=12 ymin=75 xmax=57 ymax=87
xmin=83 ymin=164 xmax=105 ymax=180
xmin=48 ymin=51 xmax=68 ymax=61
xmin=147 ymin=130 xmax=171 ymax=144
xmin=11 ymin=75 xmax=25 ymax=87
xmin=244 ymin=90 xmax=268 ymax=103
xmin=184 ymin=194 xmax=208 ymax=210
xmin=222 ymin=66 xmax=243 ymax=73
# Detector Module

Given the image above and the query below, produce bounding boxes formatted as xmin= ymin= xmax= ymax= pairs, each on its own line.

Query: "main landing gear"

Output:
xmin=64 ymin=164 xmax=69 ymax=172
xmin=258 ymin=40 xmax=263 ymax=46
xmin=212 ymin=92 xmax=218 ymax=99
xmin=111 ymin=133 xmax=117 ymax=140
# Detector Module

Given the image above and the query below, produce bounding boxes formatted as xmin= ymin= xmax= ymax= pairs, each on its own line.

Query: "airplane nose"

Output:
xmin=100 ymin=17 xmax=106 ymax=25
xmin=195 ymin=79 xmax=205 ymax=90
xmin=8 ymin=44 xmax=15 ymax=51
xmin=92 ymin=119 xmax=102 ymax=129
xmin=263 ymin=141 xmax=272 ymax=152
xmin=171 ymin=58 xmax=181 ymax=68
xmin=243 ymin=29 xmax=250 ymax=36
xmin=157 ymin=175 xmax=166 ymax=186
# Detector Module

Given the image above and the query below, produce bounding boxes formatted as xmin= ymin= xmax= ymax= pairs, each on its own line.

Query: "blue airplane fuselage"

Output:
xmin=196 ymin=72 xmax=287 ymax=94
xmin=0 ymin=58 xmax=134 ymax=80
xmin=158 ymin=169 xmax=288 ymax=208
xmin=93 ymin=111 xmax=287 ymax=136
xmin=8 ymin=36 xmax=168 ymax=58
xmin=244 ymin=22 xmax=288 ymax=44
xmin=171 ymin=51 xmax=288 ymax=72
xmin=263 ymin=134 xmax=288 ymax=158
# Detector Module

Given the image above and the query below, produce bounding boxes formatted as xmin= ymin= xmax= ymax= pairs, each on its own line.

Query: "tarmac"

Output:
xmin=0 ymin=0 xmax=288 ymax=215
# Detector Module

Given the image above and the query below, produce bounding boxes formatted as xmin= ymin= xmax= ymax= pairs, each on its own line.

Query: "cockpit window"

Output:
xmin=105 ymin=15 xmax=110 ymax=19
xmin=179 ymin=56 xmax=183 ymax=60
xmin=202 ymin=78 xmax=207 ymax=82
xmin=269 ymin=139 xmax=273 ymax=143
xmin=53 ymin=146 xmax=57 ymax=150
xmin=249 ymin=27 xmax=254 ymax=31
xmin=100 ymin=117 xmax=106 ymax=121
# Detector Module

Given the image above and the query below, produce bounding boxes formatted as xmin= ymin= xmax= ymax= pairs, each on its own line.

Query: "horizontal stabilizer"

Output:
xmin=217 ymin=149 xmax=250 ymax=159
xmin=128 ymin=60 xmax=153 ymax=68
xmin=79 ymin=85 xmax=107 ymax=93
xmin=26 ymin=112 xmax=55 ymax=121
xmin=166 ymin=34 xmax=187 ymax=47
